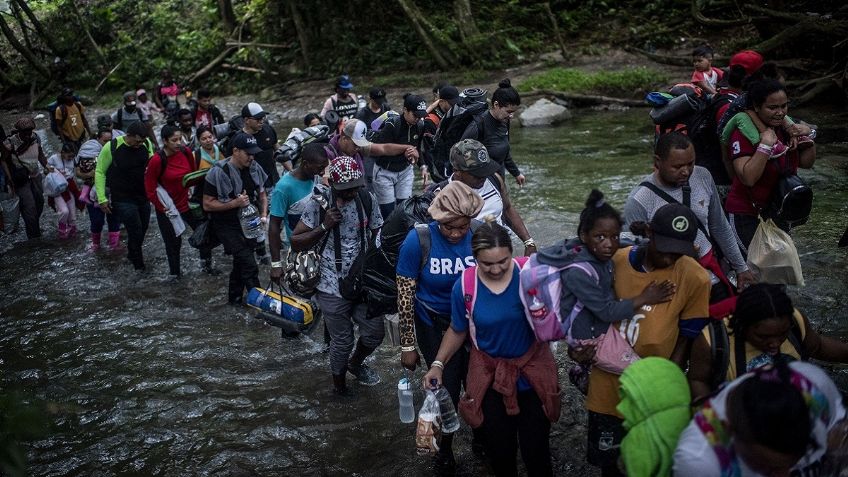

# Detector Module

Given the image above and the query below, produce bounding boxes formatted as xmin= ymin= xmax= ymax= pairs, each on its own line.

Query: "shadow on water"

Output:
xmin=1 ymin=106 xmax=847 ymax=476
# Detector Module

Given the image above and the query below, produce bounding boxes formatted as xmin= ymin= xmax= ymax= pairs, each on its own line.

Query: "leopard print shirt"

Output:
xmin=396 ymin=276 xmax=417 ymax=347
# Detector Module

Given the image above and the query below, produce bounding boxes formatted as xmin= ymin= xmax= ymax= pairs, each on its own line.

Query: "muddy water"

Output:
xmin=1 ymin=105 xmax=847 ymax=476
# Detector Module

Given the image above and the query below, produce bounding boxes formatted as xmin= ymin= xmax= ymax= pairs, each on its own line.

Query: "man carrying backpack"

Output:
xmin=95 ymin=122 xmax=156 ymax=270
xmin=371 ymin=93 xmax=429 ymax=218
xmin=187 ymin=88 xmax=225 ymax=130
xmin=428 ymin=139 xmax=537 ymax=256
xmin=320 ymin=75 xmax=359 ymax=122
xmin=53 ymin=88 xmax=91 ymax=151
xmin=290 ymin=156 xmax=384 ymax=396
xmin=112 ymin=91 xmax=158 ymax=149
xmin=624 ymin=132 xmax=755 ymax=304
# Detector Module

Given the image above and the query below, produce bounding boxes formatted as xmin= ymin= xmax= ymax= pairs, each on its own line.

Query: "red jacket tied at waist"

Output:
xmin=459 ymin=341 xmax=561 ymax=428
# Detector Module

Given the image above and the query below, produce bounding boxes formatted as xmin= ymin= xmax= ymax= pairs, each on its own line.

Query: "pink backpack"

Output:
xmin=517 ymin=253 xmax=598 ymax=344
xmin=461 ymin=256 xmax=529 ymax=349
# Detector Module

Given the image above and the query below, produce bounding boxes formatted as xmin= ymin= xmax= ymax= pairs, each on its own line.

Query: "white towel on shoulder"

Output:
xmin=156 ymin=185 xmax=186 ymax=236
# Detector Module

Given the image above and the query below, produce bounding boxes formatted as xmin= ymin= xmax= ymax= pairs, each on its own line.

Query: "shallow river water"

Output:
xmin=1 ymin=106 xmax=847 ymax=476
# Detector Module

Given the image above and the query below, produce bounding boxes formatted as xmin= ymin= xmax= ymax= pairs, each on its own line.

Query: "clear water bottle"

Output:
xmin=528 ymin=288 xmax=548 ymax=320
xmin=429 ymin=379 xmax=460 ymax=433
xmin=239 ymin=202 xmax=264 ymax=240
xmin=398 ymin=377 xmax=415 ymax=423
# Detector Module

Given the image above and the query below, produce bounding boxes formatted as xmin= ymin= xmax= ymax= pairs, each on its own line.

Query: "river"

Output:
xmin=1 ymin=105 xmax=847 ymax=476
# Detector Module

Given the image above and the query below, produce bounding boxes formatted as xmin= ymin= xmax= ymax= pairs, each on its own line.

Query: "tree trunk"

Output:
xmin=10 ymin=1 xmax=36 ymax=57
xmin=397 ymin=0 xmax=453 ymax=69
xmin=453 ymin=0 xmax=481 ymax=45
xmin=0 ymin=13 xmax=51 ymax=79
xmin=13 ymin=0 xmax=62 ymax=55
xmin=69 ymin=1 xmax=108 ymax=68
xmin=542 ymin=2 xmax=568 ymax=61
xmin=217 ymin=0 xmax=236 ymax=35
xmin=287 ymin=0 xmax=311 ymax=70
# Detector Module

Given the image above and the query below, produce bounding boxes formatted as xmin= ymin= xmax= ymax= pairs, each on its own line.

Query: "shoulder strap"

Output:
xmin=461 ymin=266 xmax=480 ymax=350
xmin=358 ymin=188 xmax=373 ymax=222
xmin=788 ymin=311 xmax=807 ymax=361
xmin=710 ymin=320 xmax=730 ymax=389
xmin=415 ymin=223 xmax=431 ymax=273
xmin=488 ymin=174 xmax=503 ymax=195
xmin=639 ymin=181 xmax=710 ymax=239
xmin=110 ymin=138 xmax=118 ymax=157
xmin=116 ymin=109 xmax=123 ymax=129
xmin=733 ymin=325 xmax=747 ymax=378
xmin=156 ymin=150 xmax=169 ymax=183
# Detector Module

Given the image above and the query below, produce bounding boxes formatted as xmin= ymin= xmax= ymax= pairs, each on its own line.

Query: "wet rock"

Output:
xmin=518 ymin=98 xmax=571 ymax=127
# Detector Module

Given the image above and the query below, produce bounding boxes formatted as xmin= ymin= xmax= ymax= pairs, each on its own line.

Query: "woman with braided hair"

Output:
xmin=687 ymin=283 xmax=848 ymax=402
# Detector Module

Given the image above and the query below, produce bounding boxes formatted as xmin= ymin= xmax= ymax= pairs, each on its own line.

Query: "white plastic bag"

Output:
xmin=42 ymin=171 xmax=68 ymax=198
xmin=747 ymin=218 xmax=804 ymax=286
xmin=415 ymin=390 xmax=441 ymax=455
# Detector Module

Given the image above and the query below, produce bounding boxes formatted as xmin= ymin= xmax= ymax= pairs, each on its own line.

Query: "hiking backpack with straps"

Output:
xmin=516 ymin=251 xmax=598 ymax=343
xmin=429 ymin=101 xmax=488 ymax=182
xmin=707 ymin=311 xmax=807 ymax=390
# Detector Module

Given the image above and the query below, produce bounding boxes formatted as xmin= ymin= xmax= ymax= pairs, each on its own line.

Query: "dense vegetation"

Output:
xmin=0 ymin=0 xmax=845 ymax=106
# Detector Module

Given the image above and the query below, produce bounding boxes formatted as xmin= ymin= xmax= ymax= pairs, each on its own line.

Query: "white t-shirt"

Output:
xmin=48 ymin=153 xmax=75 ymax=179
xmin=447 ymin=175 xmax=504 ymax=225
xmin=673 ymin=361 xmax=846 ymax=477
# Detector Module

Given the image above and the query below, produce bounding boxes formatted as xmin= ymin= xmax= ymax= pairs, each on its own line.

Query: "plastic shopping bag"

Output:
xmin=42 ymin=171 xmax=68 ymax=198
xmin=747 ymin=218 xmax=804 ymax=286
xmin=415 ymin=391 xmax=441 ymax=455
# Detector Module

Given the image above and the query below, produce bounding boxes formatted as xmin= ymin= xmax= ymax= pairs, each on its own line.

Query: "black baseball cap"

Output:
xmin=438 ymin=85 xmax=460 ymax=105
xmin=650 ymin=204 xmax=698 ymax=257
xmin=403 ymin=94 xmax=428 ymax=118
xmin=231 ymin=132 xmax=263 ymax=155
xmin=369 ymin=87 xmax=386 ymax=100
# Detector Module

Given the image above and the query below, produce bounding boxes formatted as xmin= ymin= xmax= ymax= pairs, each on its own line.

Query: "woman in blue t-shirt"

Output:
xmin=423 ymin=219 xmax=560 ymax=477
xmin=396 ymin=180 xmax=483 ymax=469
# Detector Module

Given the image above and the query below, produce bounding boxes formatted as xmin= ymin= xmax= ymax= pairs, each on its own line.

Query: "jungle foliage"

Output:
xmin=0 ymin=0 xmax=845 ymax=106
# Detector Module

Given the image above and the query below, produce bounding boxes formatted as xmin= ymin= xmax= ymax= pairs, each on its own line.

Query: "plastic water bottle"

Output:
xmin=430 ymin=379 xmax=460 ymax=433
xmin=528 ymin=289 xmax=548 ymax=320
xmin=239 ymin=202 xmax=264 ymax=239
xmin=398 ymin=377 xmax=415 ymax=423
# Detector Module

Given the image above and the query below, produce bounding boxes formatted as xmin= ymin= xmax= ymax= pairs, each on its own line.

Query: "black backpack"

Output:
xmin=762 ymin=162 xmax=813 ymax=229
xmin=708 ymin=315 xmax=806 ymax=390
xmin=429 ymin=101 xmax=488 ymax=182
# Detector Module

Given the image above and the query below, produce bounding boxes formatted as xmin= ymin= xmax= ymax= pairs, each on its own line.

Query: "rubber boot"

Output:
xmin=108 ymin=231 xmax=122 ymax=250
xmin=58 ymin=223 xmax=69 ymax=239
xmin=68 ymin=223 xmax=78 ymax=238
xmin=201 ymin=258 xmax=221 ymax=276
xmin=332 ymin=373 xmax=354 ymax=397
xmin=89 ymin=232 xmax=101 ymax=251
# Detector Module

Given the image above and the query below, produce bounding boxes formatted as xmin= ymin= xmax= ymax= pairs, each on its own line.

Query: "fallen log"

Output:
xmin=224 ymin=41 xmax=293 ymax=49
xmin=186 ymin=46 xmax=238 ymax=86
xmin=221 ymin=63 xmax=281 ymax=76
xmin=523 ymin=89 xmax=647 ymax=107
xmin=95 ymin=60 xmax=123 ymax=93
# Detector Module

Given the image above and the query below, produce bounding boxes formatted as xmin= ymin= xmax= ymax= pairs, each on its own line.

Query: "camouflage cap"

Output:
xmin=449 ymin=139 xmax=500 ymax=178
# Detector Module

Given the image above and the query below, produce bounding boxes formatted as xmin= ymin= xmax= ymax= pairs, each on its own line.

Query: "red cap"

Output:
xmin=729 ymin=50 xmax=764 ymax=76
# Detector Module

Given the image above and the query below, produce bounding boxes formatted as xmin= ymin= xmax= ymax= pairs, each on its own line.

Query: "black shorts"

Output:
xmin=586 ymin=410 xmax=625 ymax=468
